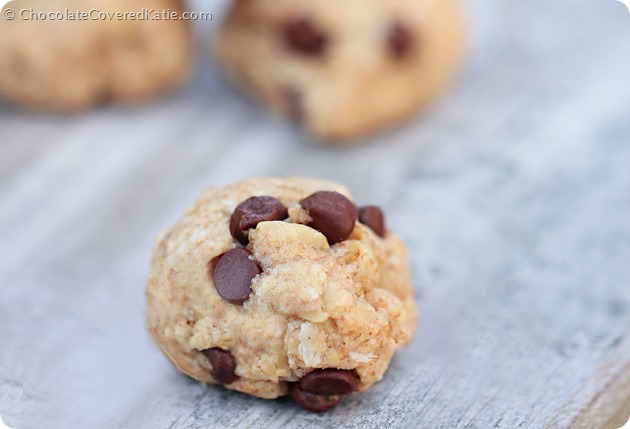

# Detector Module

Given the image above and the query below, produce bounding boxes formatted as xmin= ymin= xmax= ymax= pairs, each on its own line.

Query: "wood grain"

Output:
xmin=1 ymin=0 xmax=630 ymax=428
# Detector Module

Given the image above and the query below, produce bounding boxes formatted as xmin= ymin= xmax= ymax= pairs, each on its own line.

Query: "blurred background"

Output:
xmin=1 ymin=0 xmax=630 ymax=428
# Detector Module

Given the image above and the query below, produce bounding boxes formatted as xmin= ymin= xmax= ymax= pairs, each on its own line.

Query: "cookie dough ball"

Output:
xmin=146 ymin=178 xmax=417 ymax=411
xmin=216 ymin=0 xmax=465 ymax=142
xmin=0 ymin=0 xmax=191 ymax=111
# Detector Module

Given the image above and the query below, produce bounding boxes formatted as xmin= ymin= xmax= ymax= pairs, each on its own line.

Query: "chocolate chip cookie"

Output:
xmin=146 ymin=177 xmax=417 ymax=411
xmin=216 ymin=0 xmax=465 ymax=142
xmin=0 ymin=0 xmax=192 ymax=111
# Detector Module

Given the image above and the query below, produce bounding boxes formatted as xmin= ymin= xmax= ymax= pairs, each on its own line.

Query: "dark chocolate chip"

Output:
xmin=203 ymin=348 xmax=237 ymax=384
xmin=300 ymin=191 xmax=357 ymax=244
xmin=213 ymin=248 xmax=261 ymax=304
xmin=284 ymin=18 xmax=328 ymax=55
xmin=388 ymin=22 xmax=413 ymax=59
xmin=230 ymin=196 xmax=288 ymax=245
xmin=299 ymin=369 xmax=359 ymax=396
xmin=290 ymin=383 xmax=341 ymax=412
xmin=358 ymin=205 xmax=386 ymax=237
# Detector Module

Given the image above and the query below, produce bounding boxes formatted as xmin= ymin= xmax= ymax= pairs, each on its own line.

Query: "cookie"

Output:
xmin=216 ymin=0 xmax=465 ymax=142
xmin=146 ymin=177 xmax=417 ymax=411
xmin=0 ymin=0 xmax=192 ymax=111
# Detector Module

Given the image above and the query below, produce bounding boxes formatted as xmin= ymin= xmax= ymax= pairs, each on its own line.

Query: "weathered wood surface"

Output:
xmin=1 ymin=0 xmax=630 ymax=428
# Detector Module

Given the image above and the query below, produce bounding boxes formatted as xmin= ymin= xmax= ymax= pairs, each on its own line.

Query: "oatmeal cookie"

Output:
xmin=216 ymin=0 xmax=465 ymax=142
xmin=0 ymin=0 xmax=192 ymax=111
xmin=146 ymin=177 xmax=417 ymax=411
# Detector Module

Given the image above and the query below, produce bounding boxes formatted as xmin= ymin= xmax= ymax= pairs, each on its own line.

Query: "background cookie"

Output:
xmin=146 ymin=177 xmax=417 ymax=410
xmin=0 ymin=0 xmax=192 ymax=111
xmin=216 ymin=0 xmax=465 ymax=142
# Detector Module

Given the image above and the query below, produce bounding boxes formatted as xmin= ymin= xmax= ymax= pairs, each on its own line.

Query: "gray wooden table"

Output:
xmin=2 ymin=0 xmax=630 ymax=428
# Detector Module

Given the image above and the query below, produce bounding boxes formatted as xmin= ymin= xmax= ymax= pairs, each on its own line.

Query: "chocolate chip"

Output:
xmin=358 ymin=205 xmax=386 ymax=237
xmin=203 ymin=348 xmax=237 ymax=384
xmin=230 ymin=196 xmax=288 ymax=245
xmin=300 ymin=191 xmax=357 ymax=244
xmin=388 ymin=22 xmax=413 ymax=59
xmin=213 ymin=248 xmax=261 ymax=304
xmin=299 ymin=369 xmax=359 ymax=396
xmin=284 ymin=18 xmax=328 ymax=55
xmin=290 ymin=383 xmax=341 ymax=412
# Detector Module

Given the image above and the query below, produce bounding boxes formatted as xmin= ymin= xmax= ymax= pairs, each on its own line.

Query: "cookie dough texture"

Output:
xmin=0 ymin=0 xmax=191 ymax=111
xmin=216 ymin=0 xmax=465 ymax=142
xmin=146 ymin=178 xmax=417 ymax=399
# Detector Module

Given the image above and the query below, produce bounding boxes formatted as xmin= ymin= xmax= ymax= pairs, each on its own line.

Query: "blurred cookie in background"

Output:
xmin=216 ymin=0 xmax=465 ymax=143
xmin=0 ymin=0 xmax=192 ymax=112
